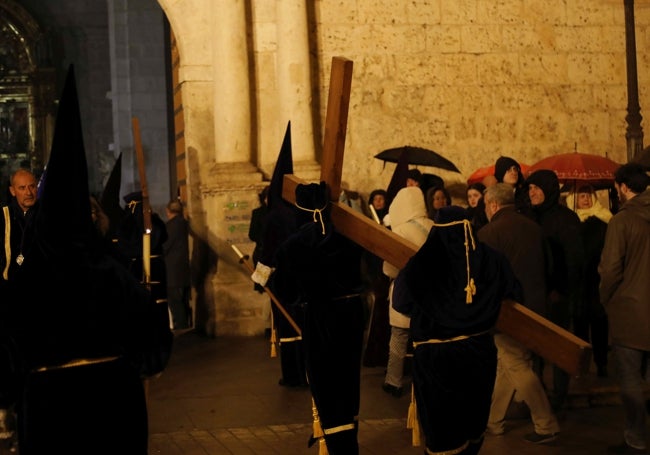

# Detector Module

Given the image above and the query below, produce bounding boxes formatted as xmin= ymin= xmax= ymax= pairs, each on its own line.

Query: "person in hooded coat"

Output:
xmin=270 ymin=182 xmax=365 ymax=455
xmin=381 ymin=186 xmax=434 ymax=397
xmin=394 ymin=205 xmax=522 ymax=455
xmin=566 ymin=184 xmax=613 ymax=378
xmin=526 ymin=169 xmax=584 ymax=412
xmin=0 ymin=65 xmax=173 ymax=454
xmin=494 ymin=156 xmax=532 ymax=218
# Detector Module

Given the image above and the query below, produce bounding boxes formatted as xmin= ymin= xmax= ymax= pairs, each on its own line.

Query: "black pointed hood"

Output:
xmin=257 ymin=121 xmax=297 ymax=265
xmin=268 ymin=121 xmax=293 ymax=210
xmin=100 ymin=152 xmax=124 ymax=233
xmin=37 ymin=64 xmax=95 ymax=255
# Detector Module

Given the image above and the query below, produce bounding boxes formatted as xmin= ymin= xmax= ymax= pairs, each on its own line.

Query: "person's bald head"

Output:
xmin=10 ymin=168 xmax=38 ymax=213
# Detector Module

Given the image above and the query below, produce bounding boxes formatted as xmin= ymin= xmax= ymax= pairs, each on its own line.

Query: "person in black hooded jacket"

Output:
xmin=526 ymin=169 xmax=584 ymax=412
xmin=494 ymin=156 xmax=533 ymax=219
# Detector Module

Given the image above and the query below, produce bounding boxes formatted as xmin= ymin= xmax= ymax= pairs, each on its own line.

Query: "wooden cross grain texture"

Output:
xmin=282 ymin=56 xmax=592 ymax=377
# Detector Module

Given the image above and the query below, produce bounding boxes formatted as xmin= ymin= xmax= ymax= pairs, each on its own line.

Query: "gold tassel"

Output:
xmin=312 ymin=398 xmax=324 ymax=438
xmin=412 ymin=418 xmax=421 ymax=447
xmin=270 ymin=311 xmax=277 ymax=358
xmin=407 ymin=384 xmax=421 ymax=446
xmin=311 ymin=397 xmax=329 ymax=454
xmin=270 ymin=329 xmax=277 ymax=358
xmin=407 ymin=384 xmax=416 ymax=429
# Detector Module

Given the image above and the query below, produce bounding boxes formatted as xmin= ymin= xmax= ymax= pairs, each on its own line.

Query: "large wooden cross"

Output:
xmin=282 ymin=57 xmax=591 ymax=377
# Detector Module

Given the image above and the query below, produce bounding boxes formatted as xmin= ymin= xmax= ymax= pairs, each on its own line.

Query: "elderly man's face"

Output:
xmin=10 ymin=170 xmax=38 ymax=212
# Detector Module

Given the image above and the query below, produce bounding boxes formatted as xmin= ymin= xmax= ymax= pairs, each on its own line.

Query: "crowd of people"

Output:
xmin=243 ymin=151 xmax=650 ymax=455
xmin=0 ymin=66 xmax=189 ymax=454
xmin=4 ymin=132 xmax=647 ymax=454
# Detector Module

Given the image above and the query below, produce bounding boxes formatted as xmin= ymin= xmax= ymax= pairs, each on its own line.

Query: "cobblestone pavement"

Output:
xmin=145 ymin=331 xmax=643 ymax=455
xmin=0 ymin=331 xmax=642 ymax=454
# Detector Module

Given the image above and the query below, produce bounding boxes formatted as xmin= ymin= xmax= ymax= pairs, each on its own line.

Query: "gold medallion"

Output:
xmin=16 ymin=254 xmax=24 ymax=266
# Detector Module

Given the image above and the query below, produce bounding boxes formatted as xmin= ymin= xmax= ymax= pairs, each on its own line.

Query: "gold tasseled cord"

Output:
xmin=311 ymin=398 xmax=328 ymax=454
xmin=270 ymin=311 xmax=277 ymax=358
xmin=431 ymin=219 xmax=477 ymax=303
xmin=407 ymin=383 xmax=421 ymax=447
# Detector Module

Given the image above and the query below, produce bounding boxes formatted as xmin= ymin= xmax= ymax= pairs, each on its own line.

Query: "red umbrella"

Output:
xmin=467 ymin=162 xmax=530 ymax=185
xmin=526 ymin=152 xmax=620 ymax=188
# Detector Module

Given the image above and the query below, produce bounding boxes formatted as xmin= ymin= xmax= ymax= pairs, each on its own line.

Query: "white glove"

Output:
xmin=251 ymin=262 xmax=274 ymax=287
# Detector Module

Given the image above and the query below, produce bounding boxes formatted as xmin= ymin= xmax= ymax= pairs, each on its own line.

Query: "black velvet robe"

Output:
xmin=270 ymin=188 xmax=365 ymax=455
xmin=396 ymin=206 xmax=522 ymax=454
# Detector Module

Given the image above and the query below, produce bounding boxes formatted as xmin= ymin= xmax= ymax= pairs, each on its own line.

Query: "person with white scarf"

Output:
xmin=567 ymin=184 xmax=613 ymax=378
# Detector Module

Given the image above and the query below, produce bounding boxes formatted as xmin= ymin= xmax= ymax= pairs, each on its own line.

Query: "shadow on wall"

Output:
xmin=190 ymin=226 xmax=219 ymax=338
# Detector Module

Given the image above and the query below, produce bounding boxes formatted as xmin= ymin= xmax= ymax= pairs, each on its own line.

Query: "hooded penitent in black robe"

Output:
xmin=394 ymin=206 xmax=522 ymax=455
xmin=0 ymin=65 xmax=172 ymax=454
xmin=270 ymin=182 xmax=365 ymax=455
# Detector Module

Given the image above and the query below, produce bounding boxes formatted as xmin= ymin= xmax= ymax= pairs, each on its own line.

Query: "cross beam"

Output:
xmin=282 ymin=57 xmax=591 ymax=377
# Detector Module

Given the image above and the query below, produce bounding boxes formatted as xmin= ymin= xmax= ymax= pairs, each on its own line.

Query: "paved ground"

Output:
xmin=144 ymin=331 xmax=646 ymax=455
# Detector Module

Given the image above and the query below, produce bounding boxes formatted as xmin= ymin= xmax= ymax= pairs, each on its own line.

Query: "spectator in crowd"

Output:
xmin=599 ymin=163 xmax=650 ymax=455
xmin=163 ymin=199 xmax=192 ymax=330
xmin=381 ymin=186 xmax=433 ymax=397
xmin=480 ymin=183 xmax=560 ymax=445
xmin=466 ymin=182 xmax=489 ymax=231
xmin=495 ymin=156 xmax=532 ymax=217
xmin=425 ymin=186 xmax=451 ymax=221
xmin=526 ymin=169 xmax=584 ymax=412
xmin=566 ymin=184 xmax=612 ymax=378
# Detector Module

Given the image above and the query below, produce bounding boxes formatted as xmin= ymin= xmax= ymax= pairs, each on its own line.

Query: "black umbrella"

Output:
xmin=374 ymin=145 xmax=460 ymax=173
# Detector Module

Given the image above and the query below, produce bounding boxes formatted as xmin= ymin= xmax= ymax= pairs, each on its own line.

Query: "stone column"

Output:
xmin=276 ymin=0 xmax=316 ymax=162
xmin=213 ymin=0 xmax=251 ymax=163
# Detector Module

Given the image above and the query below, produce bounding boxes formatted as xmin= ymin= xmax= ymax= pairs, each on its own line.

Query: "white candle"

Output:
xmin=231 ymin=243 xmax=244 ymax=259
xmin=369 ymin=204 xmax=381 ymax=224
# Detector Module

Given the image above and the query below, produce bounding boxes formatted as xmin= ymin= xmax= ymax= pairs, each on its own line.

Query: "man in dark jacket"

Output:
xmin=526 ymin=169 xmax=584 ymax=412
xmin=599 ymin=163 xmax=650 ymax=454
xmin=480 ymin=183 xmax=560 ymax=444
xmin=0 ymin=168 xmax=39 ymax=449
xmin=163 ymin=199 xmax=192 ymax=330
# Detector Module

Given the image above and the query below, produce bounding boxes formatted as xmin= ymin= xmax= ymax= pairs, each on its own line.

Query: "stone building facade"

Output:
xmin=157 ymin=0 xmax=650 ymax=336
